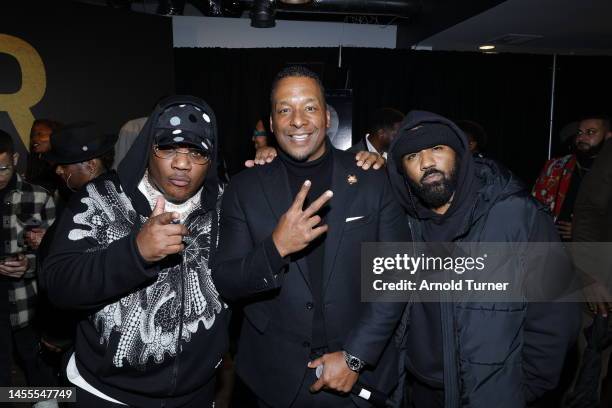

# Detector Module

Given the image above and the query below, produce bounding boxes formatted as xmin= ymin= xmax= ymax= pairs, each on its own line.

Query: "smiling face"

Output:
xmin=270 ymin=76 xmax=330 ymax=162
xmin=30 ymin=123 xmax=52 ymax=154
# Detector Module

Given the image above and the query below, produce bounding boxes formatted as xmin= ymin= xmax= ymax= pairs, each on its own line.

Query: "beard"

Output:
xmin=575 ymin=141 xmax=603 ymax=160
xmin=407 ymin=164 xmax=458 ymax=209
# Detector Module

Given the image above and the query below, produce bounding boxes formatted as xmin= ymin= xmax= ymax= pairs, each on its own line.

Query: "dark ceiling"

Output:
xmin=73 ymin=0 xmax=612 ymax=55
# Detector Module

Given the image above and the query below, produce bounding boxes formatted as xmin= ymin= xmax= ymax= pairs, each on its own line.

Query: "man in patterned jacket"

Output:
xmin=42 ymin=96 xmax=229 ymax=408
xmin=0 ymin=129 xmax=56 ymax=389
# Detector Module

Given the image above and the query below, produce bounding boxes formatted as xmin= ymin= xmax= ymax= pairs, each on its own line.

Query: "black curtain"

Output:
xmin=175 ymin=48 xmax=555 ymax=185
xmin=552 ymin=55 xmax=612 ymax=156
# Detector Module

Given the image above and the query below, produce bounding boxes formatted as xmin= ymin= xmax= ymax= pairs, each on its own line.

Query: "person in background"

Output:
xmin=570 ymin=122 xmax=612 ymax=406
xmin=252 ymin=119 xmax=269 ymax=150
xmin=455 ymin=119 xmax=488 ymax=158
xmin=533 ymin=115 xmax=611 ymax=242
xmin=112 ymin=117 xmax=147 ymax=170
xmin=0 ymin=128 xmax=57 ymax=408
xmin=348 ymin=107 xmax=404 ymax=159
xmin=34 ymin=123 xmax=117 ymax=364
xmin=25 ymin=119 xmax=65 ymax=195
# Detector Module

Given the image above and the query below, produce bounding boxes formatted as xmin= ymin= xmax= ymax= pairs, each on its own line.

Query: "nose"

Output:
xmin=171 ymin=152 xmax=192 ymax=171
xmin=420 ymin=149 xmax=436 ymax=170
xmin=55 ymin=166 xmax=63 ymax=176
xmin=290 ymin=110 xmax=307 ymax=128
xmin=575 ymin=132 xmax=589 ymax=143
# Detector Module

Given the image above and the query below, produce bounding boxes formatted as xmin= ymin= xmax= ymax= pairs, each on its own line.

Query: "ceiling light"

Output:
xmin=479 ymin=45 xmax=495 ymax=51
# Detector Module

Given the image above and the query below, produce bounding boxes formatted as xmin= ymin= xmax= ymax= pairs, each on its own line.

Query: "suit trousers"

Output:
xmin=257 ymin=368 xmax=356 ymax=408
xmin=258 ymin=348 xmax=357 ymax=408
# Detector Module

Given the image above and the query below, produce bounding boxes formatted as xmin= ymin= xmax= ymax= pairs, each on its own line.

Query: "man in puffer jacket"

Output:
xmin=387 ymin=110 xmax=582 ymax=408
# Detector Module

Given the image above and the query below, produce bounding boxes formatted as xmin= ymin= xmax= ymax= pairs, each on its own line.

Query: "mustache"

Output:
xmin=420 ymin=169 xmax=444 ymax=183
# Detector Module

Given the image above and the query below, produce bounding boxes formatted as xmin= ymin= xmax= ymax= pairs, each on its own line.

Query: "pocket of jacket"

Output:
xmin=343 ymin=213 xmax=375 ymax=232
xmin=457 ymin=304 xmax=525 ymax=365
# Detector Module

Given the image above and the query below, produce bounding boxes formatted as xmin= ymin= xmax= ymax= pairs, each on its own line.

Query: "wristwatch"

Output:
xmin=343 ymin=350 xmax=365 ymax=372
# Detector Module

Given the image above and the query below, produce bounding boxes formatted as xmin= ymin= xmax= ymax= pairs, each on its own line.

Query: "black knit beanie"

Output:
xmin=392 ymin=123 xmax=464 ymax=166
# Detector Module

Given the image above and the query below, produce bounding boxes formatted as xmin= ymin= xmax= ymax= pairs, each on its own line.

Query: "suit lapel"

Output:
xmin=257 ymin=160 xmax=312 ymax=289
xmin=322 ymin=149 xmax=358 ymax=293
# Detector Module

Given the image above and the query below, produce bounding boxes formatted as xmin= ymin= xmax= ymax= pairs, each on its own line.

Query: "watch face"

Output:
xmin=344 ymin=351 xmax=363 ymax=371
xmin=347 ymin=356 xmax=361 ymax=371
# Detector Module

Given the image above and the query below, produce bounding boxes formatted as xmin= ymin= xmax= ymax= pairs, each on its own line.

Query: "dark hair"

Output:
xmin=98 ymin=148 xmax=115 ymax=171
xmin=270 ymin=65 xmax=326 ymax=106
xmin=579 ymin=114 xmax=611 ymax=132
xmin=455 ymin=120 xmax=488 ymax=150
xmin=30 ymin=119 xmax=62 ymax=135
xmin=368 ymin=108 xmax=404 ymax=134
xmin=0 ymin=129 xmax=14 ymax=155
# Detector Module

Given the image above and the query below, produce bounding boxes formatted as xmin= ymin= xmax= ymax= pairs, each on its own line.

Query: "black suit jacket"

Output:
xmin=213 ymin=148 xmax=410 ymax=407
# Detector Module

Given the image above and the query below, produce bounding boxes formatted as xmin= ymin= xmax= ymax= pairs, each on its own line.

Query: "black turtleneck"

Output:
xmin=278 ymin=146 xmax=333 ymax=350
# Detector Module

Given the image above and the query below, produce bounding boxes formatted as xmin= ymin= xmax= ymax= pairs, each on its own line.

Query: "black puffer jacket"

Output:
xmin=388 ymin=111 xmax=581 ymax=408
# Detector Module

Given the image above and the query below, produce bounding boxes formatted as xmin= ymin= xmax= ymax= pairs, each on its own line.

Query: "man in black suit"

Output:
xmin=213 ymin=66 xmax=409 ymax=407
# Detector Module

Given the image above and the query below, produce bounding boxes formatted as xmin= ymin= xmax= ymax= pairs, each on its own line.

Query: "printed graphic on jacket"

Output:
xmin=69 ymin=180 xmax=225 ymax=368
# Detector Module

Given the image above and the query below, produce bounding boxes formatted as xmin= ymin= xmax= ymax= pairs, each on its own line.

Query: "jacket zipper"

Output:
xmin=441 ymin=198 xmax=481 ymax=408
xmin=410 ymin=216 xmax=462 ymax=408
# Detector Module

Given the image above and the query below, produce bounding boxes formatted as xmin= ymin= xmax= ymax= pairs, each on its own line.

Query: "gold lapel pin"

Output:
xmin=347 ymin=174 xmax=358 ymax=185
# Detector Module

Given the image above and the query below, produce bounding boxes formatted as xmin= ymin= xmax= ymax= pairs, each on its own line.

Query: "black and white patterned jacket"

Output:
xmin=42 ymin=171 xmax=229 ymax=407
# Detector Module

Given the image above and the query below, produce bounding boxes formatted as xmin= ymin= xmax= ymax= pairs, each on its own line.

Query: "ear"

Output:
xmin=326 ymin=108 xmax=331 ymax=129
xmin=269 ymin=115 xmax=274 ymax=134
xmin=12 ymin=152 xmax=19 ymax=167
xmin=84 ymin=159 xmax=97 ymax=174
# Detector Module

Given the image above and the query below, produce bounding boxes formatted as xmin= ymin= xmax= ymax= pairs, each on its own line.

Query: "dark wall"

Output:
xmin=552 ymin=55 xmax=612 ymax=155
xmin=175 ymin=47 xmax=555 ymax=185
xmin=0 ymin=0 xmax=175 ymax=169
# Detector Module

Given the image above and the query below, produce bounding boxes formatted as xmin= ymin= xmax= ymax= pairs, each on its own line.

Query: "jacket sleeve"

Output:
xmin=522 ymin=206 xmax=581 ymax=401
xmin=212 ymin=179 xmax=288 ymax=302
xmin=343 ymin=176 xmax=410 ymax=366
xmin=24 ymin=190 xmax=56 ymax=279
xmin=573 ymin=141 xmax=612 ymax=242
xmin=41 ymin=203 xmax=159 ymax=310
